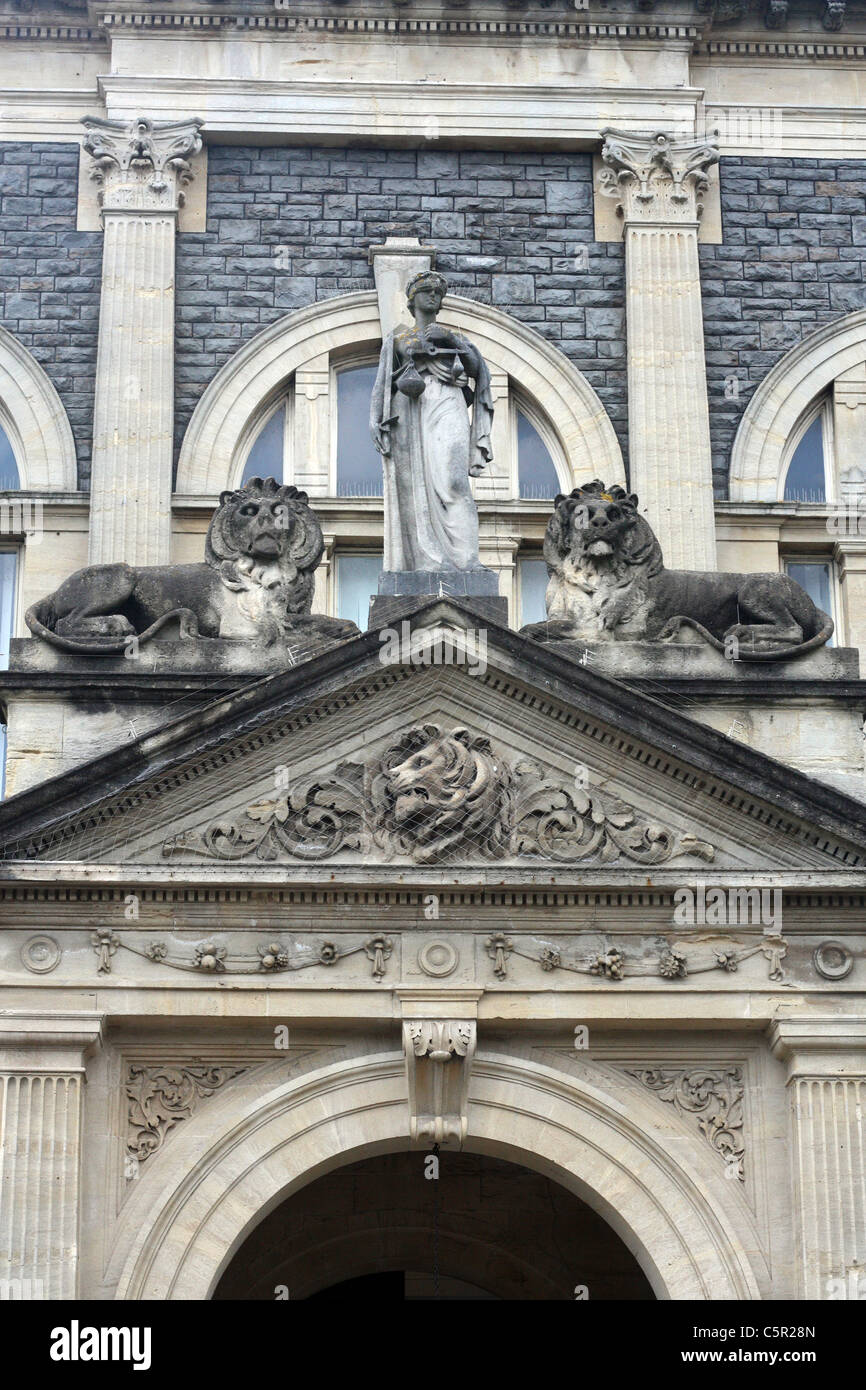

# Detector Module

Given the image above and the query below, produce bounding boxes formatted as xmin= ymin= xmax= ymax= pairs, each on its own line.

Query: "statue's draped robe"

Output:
xmin=370 ymin=325 xmax=494 ymax=571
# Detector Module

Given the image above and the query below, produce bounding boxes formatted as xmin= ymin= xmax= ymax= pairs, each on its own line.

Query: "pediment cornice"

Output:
xmin=1 ymin=603 xmax=865 ymax=876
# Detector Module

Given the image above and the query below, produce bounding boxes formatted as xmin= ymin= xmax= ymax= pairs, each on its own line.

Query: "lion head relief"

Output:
xmin=207 ymin=476 xmax=324 ymax=618
xmin=371 ymin=724 xmax=514 ymax=862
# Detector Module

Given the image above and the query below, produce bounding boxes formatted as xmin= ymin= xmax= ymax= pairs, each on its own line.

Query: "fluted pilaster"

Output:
xmin=0 ymin=1074 xmax=82 ymax=1298
xmin=601 ymin=130 xmax=718 ymax=571
xmin=82 ymin=115 xmax=203 ymax=567
xmin=0 ymin=1014 xmax=103 ymax=1300
xmin=770 ymin=1019 xmax=866 ymax=1299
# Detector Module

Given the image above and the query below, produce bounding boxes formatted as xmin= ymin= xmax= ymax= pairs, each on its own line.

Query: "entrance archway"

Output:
xmin=107 ymin=1047 xmax=765 ymax=1300
xmin=213 ymin=1150 xmax=655 ymax=1300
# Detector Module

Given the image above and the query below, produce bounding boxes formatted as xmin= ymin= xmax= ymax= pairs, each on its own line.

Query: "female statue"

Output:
xmin=370 ymin=271 xmax=494 ymax=572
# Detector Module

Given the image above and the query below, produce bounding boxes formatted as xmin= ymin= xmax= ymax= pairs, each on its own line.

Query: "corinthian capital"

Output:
xmin=81 ymin=115 xmax=204 ymax=214
xmin=599 ymin=129 xmax=719 ymax=225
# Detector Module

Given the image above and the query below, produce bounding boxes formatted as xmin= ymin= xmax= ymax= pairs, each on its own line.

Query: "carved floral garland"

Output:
xmin=91 ymin=928 xmax=787 ymax=985
xmin=96 ymin=933 xmax=394 ymax=980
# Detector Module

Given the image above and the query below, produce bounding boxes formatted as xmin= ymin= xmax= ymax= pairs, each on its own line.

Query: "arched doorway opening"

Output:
xmin=109 ymin=1049 xmax=764 ymax=1300
xmin=213 ymin=1149 xmax=655 ymax=1301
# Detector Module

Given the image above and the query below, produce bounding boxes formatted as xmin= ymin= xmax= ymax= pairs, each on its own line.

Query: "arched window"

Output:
xmin=782 ymin=399 xmax=831 ymax=503
xmin=0 ymin=420 xmax=20 ymax=491
xmin=517 ymin=408 xmax=560 ymax=501
xmin=335 ymin=364 xmax=383 ymax=498
xmin=240 ymin=400 xmax=290 ymax=486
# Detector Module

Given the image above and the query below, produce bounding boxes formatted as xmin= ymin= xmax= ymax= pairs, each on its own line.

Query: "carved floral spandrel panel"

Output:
xmin=627 ymin=1065 xmax=746 ymax=1181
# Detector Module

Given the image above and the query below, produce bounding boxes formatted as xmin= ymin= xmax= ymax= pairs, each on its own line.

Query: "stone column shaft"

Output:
xmin=602 ymin=130 xmax=719 ymax=571
xmin=0 ymin=1074 xmax=82 ymax=1298
xmin=83 ymin=116 xmax=203 ymax=567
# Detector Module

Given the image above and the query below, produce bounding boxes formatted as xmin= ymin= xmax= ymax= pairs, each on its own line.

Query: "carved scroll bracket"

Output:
xmin=398 ymin=988 xmax=482 ymax=1149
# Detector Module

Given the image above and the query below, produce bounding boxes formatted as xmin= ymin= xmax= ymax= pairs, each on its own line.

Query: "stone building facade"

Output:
xmin=0 ymin=0 xmax=865 ymax=1303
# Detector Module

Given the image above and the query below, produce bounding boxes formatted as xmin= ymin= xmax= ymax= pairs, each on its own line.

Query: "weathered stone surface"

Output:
xmin=523 ymin=482 xmax=835 ymax=660
xmin=369 ymin=591 xmax=508 ymax=628
xmin=370 ymin=270 xmax=496 ymax=576
xmin=540 ymin=638 xmax=858 ymax=680
xmin=23 ymin=477 xmax=358 ymax=654
xmin=377 ymin=567 xmax=500 ymax=597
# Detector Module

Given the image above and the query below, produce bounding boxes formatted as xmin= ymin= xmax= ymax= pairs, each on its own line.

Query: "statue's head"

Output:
xmin=406 ymin=270 xmax=448 ymax=318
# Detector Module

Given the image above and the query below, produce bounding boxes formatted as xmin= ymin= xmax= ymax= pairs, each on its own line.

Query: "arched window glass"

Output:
xmin=783 ymin=409 xmax=827 ymax=503
xmin=0 ymin=421 xmax=20 ymax=490
xmin=517 ymin=409 xmax=559 ymax=500
xmin=336 ymin=366 xmax=383 ymax=497
xmin=241 ymin=403 xmax=287 ymax=486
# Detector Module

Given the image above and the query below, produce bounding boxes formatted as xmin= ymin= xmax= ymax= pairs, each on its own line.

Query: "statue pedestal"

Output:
xmin=370 ymin=569 xmax=507 ymax=629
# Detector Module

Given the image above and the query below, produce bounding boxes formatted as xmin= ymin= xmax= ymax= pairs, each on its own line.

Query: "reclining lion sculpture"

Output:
xmin=26 ymin=476 xmax=358 ymax=652
xmin=521 ymin=481 xmax=833 ymax=660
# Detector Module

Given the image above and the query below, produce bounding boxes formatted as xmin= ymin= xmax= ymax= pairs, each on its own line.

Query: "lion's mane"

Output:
xmin=371 ymin=723 xmax=514 ymax=862
xmin=206 ymin=475 xmax=324 ymax=619
xmin=542 ymin=479 xmax=663 ymax=638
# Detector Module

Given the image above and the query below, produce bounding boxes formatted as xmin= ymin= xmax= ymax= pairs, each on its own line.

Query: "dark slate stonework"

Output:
xmin=701 ymin=157 xmax=866 ymax=498
xmin=175 ymin=145 xmax=627 ymax=472
xmin=0 ymin=143 xmax=101 ymax=488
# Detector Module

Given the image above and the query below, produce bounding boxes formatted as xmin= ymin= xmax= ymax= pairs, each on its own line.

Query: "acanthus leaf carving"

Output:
xmin=125 ymin=1063 xmax=248 ymax=1166
xmin=82 ymin=115 xmax=204 ymax=211
xmin=626 ymin=1065 xmax=746 ymax=1180
xmin=403 ymin=1020 xmax=476 ymax=1147
xmin=164 ymin=762 xmax=368 ymax=862
xmin=600 ymin=129 xmax=719 ymax=224
xmin=162 ymin=725 xmax=714 ymax=869
xmin=512 ymin=762 xmax=715 ymax=867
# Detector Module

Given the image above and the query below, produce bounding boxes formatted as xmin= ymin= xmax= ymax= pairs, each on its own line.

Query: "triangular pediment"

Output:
xmin=1 ymin=602 xmax=864 ymax=882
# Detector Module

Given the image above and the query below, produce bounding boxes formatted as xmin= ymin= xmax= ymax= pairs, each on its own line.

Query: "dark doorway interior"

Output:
xmin=214 ymin=1150 xmax=655 ymax=1301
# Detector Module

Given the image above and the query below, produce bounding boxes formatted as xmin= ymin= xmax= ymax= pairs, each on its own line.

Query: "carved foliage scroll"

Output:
xmin=163 ymin=725 xmax=714 ymax=869
xmin=627 ymin=1065 xmax=746 ymax=1181
xmin=126 ymin=1064 xmax=248 ymax=1165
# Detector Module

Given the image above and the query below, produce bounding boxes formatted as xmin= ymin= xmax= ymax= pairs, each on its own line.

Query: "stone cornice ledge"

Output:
xmin=769 ymin=1016 xmax=866 ymax=1076
xmin=98 ymin=76 xmax=702 ymax=146
xmin=0 ymin=1009 xmax=105 ymax=1071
